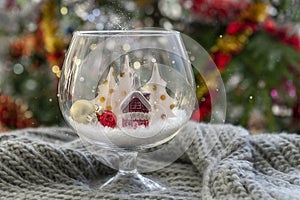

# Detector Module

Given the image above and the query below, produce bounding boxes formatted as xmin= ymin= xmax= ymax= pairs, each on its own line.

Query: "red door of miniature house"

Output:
xmin=121 ymin=91 xmax=151 ymax=128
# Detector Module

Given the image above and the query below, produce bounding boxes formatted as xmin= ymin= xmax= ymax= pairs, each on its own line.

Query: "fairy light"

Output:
xmin=133 ymin=61 xmax=141 ymax=69
xmin=52 ymin=65 xmax=61 ymax=78
xmin=122 ymin=43 xmax=131 ymax=51
xmin=90 ymin=44 xmax=97 ymax=50
xmin=60 ymin=6 xmax=68 ymax=15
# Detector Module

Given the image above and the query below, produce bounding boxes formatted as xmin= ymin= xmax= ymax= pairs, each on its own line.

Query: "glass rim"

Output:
xmin=74 ymin=29 xmax=180 ymax=37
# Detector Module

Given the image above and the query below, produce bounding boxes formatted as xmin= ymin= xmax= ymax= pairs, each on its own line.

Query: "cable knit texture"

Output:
xmin=1 ymin=122 xmax=300 ymax=199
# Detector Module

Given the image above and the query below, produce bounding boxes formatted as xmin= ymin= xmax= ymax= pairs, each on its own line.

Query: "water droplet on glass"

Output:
xmin=49 ymin=98 xmax=53 ymax=102
xmin=171 ymin=60 xmax=175 ymax=64
xmin=79 ymin=77 xmax=85 ymax=82
xmin=151 ymin=58 xmax=156 ymax=63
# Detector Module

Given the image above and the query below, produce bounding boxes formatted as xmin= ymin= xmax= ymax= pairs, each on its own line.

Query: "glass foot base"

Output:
xmin=94 ymin=172 xmax=166 ymax=194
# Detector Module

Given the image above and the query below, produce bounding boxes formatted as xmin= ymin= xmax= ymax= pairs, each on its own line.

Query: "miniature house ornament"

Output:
xmin=71 ymin=55 xmax=177 ymax=129
xmin=120 ymin=90 xmax=151 ymax=128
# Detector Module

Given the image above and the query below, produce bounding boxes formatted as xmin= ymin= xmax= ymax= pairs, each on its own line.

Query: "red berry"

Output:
xmin=97 ymin=110 xmax=117 ymax=128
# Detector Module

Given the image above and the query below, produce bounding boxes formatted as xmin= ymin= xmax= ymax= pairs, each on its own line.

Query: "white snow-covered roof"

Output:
xmin=120 ymin=90 xmax=151 ymax=112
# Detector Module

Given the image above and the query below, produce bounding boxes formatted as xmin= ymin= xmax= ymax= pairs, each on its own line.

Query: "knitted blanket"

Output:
xmin=1 ymin=122 xmax=300 ymax=200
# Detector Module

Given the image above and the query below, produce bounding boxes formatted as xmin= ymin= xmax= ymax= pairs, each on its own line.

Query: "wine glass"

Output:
xmin=58 ymin=29 xmax=197 ymax=193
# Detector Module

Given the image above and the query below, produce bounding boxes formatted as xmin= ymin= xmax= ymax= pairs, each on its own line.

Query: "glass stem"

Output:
xmin=118 ymin=151 xmax=138 ymax=175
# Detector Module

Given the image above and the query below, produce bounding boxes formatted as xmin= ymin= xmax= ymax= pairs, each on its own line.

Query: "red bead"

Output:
xmin=97 ymin=110 xmax=117 ymax=128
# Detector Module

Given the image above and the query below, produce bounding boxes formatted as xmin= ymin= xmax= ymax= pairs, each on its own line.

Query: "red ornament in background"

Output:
xmin=191 ymin=0 xmax=251 ymax=24
xmin=226 ymin=21 xmax=245 ymax=35
xmin=0 ymin=93 xmax=37 ymax=131
xmin=191 ymin=93 xmax=211 ymax=121
xmin=264 ymin=18 xmax=277 ymax=34
xmin=10 ymin=34 xmax=43 ymax=58
xmin=263 ymin=18 xmax=300 ymax=51
xmin=226 ymin=21 xmax=257 ymax=35
xmin=97 ymin=110 xmax=117 ymax=128
xmin=212 ymin=52 xmax=232 ymax=70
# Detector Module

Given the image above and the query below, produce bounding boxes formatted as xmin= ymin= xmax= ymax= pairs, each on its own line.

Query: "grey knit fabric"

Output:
xmin=1 ymin=122 xmax=300 ymax=199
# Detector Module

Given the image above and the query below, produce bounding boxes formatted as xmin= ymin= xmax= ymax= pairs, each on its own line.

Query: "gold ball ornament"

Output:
xmin=70 ymin=100 xmax=95 ymax=124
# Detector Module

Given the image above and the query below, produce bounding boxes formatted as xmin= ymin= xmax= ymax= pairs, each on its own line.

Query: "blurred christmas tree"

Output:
xmin=0 ymin=0 xmax=300 ymax=133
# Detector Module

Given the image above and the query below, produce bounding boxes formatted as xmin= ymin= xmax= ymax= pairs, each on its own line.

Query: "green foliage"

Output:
xmin=188 ymin=23 xmax=225 ymax=50
xmin=224 ymin=31 xmax=300 ymax=131
xmin=269 ymin=0 xmax=300 ymax=21
xmin=1 ymin=56 xmax=62 ymax=126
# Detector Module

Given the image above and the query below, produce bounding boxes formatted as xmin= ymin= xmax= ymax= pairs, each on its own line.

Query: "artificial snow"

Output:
xmin=68 ymin=109 xmax=187 ymax=149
